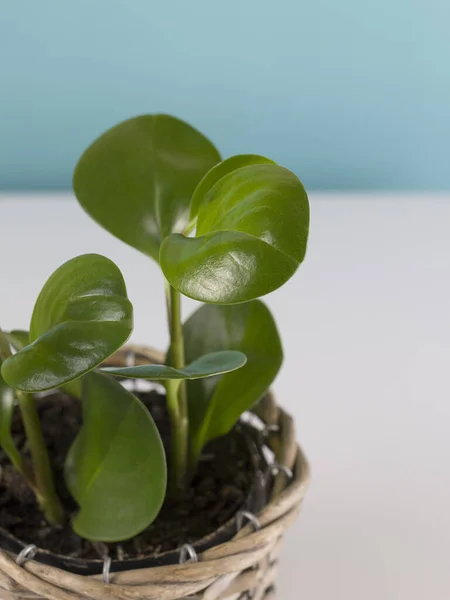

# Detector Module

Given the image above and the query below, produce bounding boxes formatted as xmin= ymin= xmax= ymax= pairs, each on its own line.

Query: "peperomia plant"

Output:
xmin=0 ymin=114 xmax=309 ymax=544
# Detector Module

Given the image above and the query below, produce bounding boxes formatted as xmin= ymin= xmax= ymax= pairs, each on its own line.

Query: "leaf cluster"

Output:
xmin=0 ymin=115 xmax=309 ymax=542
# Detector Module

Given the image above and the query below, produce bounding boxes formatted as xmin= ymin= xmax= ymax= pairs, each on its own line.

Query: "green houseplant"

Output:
xmin=0 ymin=115 xmax=310 ymax=599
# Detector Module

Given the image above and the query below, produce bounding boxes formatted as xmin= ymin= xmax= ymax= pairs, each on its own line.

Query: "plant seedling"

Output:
xmin=0 ymin=114 xmax=309 ymax=542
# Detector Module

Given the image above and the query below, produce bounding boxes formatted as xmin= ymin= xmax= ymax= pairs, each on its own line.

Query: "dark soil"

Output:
xmin=0 ymin=389 xmax=261 ymax=561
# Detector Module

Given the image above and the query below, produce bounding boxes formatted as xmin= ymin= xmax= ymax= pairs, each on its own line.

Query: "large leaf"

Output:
xmin=65 ymin=372 xmax=166 ymax=542
xmin=160 ymin=161 xmax=309 ymax=304
xmin=182 ymin=301 xmax=283 ymax=462
xmin=102 ymin=350 xmax=246 ymax=380
xmin=73 ymin=114 xmax=221 ymax=261
xmin=189 ymin=154 xmax=276 ymax=220
xmin=1 ymin=254 xmax=133 ymax=392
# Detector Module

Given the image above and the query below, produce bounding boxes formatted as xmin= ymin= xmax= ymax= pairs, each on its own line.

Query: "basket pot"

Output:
xmin=0 ymin=345 xmax=310 ymax=600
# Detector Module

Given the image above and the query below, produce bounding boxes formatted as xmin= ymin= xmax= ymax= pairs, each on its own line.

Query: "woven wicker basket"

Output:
xmin=0 ymin=345 xmax=310 ymax=600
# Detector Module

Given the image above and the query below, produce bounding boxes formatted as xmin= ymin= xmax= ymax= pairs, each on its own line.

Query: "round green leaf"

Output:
xmin=65 ymin=372 xmax=166 ymax=542
xmin=73 ymin=114 xmax=221 ymax=261
xmin=181 ymin=301 xmax=283 ymax=462
xmin=102 ymin=350 xmax=246 ymax=380
xmin=160 ymin=162 xmax=309 ymax=304
xmin=1 ymin=254 xmax=133 ymax=392
xmin=189 ymin=154 xmax=276 ymax=220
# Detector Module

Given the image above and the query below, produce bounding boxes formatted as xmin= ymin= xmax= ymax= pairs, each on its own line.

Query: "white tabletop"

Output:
xmin=1 ymin=193 xmax=449 ymax=599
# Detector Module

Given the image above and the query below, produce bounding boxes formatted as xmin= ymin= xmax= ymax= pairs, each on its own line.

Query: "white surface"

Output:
xmin=1 ymin=193 xmax=449 ymax=599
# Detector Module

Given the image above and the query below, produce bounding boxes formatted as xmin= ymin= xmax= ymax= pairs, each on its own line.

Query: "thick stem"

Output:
xmin=164 ymin=379 xmax=188 ymax=495
xmin=16 ymin=391 xmax=65 ymax=525
xmin=165 ymin=284 xmax=189 ymax=494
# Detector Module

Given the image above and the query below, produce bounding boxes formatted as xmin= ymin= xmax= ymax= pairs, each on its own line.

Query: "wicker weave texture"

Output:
xmin=0 ymin=346 xmax=310 ymax=600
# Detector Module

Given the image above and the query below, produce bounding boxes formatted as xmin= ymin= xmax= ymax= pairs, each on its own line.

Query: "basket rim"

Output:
xmin=0 ymin=417 xmax=271 ymax=575
xmin=0 ymin=344 xmax=310 ymax=600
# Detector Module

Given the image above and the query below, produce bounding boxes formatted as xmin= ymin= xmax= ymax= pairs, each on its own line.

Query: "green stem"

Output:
xmin=165 ymin=284 xmax=189 ymax=495
xmin=0 ymin=328 xmax=35 ymax=489
xmin=3 ymin=437 xmax=36 ymax=491
xmin=164 ymin=379 xmax=188 ymax=495
xmin=182 ymin=217 xmax=197 ymax=237
xmin=16 ymin=391 xmax=65 ymax=525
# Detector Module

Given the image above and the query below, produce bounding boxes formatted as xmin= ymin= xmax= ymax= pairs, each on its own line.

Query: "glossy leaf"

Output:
xmin=1 ymin=255 xmax=133 ymax=392
xmin=160 ymin=162 xmax=309 ymax=304
xmin=102 ymin=350 xmax=246 ymax=380
xmin=73 ymin=114 xmax=221 ymax=261
xmin=182 ymin=301 xmax=283 ymax=462
xmin=65 ymin=372 xmax=166 ymax=542
xmin=189 ymin=154 xmax=276 ymax=220
xmin=3 ymin=330 xmax=82 ymax=398
xmin=4 ymin=330 xmax=29 ymax=352
xmin=3 ymin=330 xmax=83 ymax=399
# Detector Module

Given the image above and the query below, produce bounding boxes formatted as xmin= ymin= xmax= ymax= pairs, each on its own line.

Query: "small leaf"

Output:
xmin=1 ymin=254 xmax=133 ymax=392
xmin=160 ymin=161 xmax=309 ymax=304
xmin=102 ymin=350 xmax=246 ymax=380
xmin=65 ymin=372 xmax=166 ymax=542
xmin=5 ymin=330 xmax=30 ymax=352
xmin=182 ymin=301 xmax=283 ymax=462
xmin=74 ymin=114 xmax=221 ymax=262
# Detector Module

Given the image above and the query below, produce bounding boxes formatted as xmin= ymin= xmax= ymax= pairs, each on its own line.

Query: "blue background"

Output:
xmin=1 ymin=0 xmax=449 ymax=191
